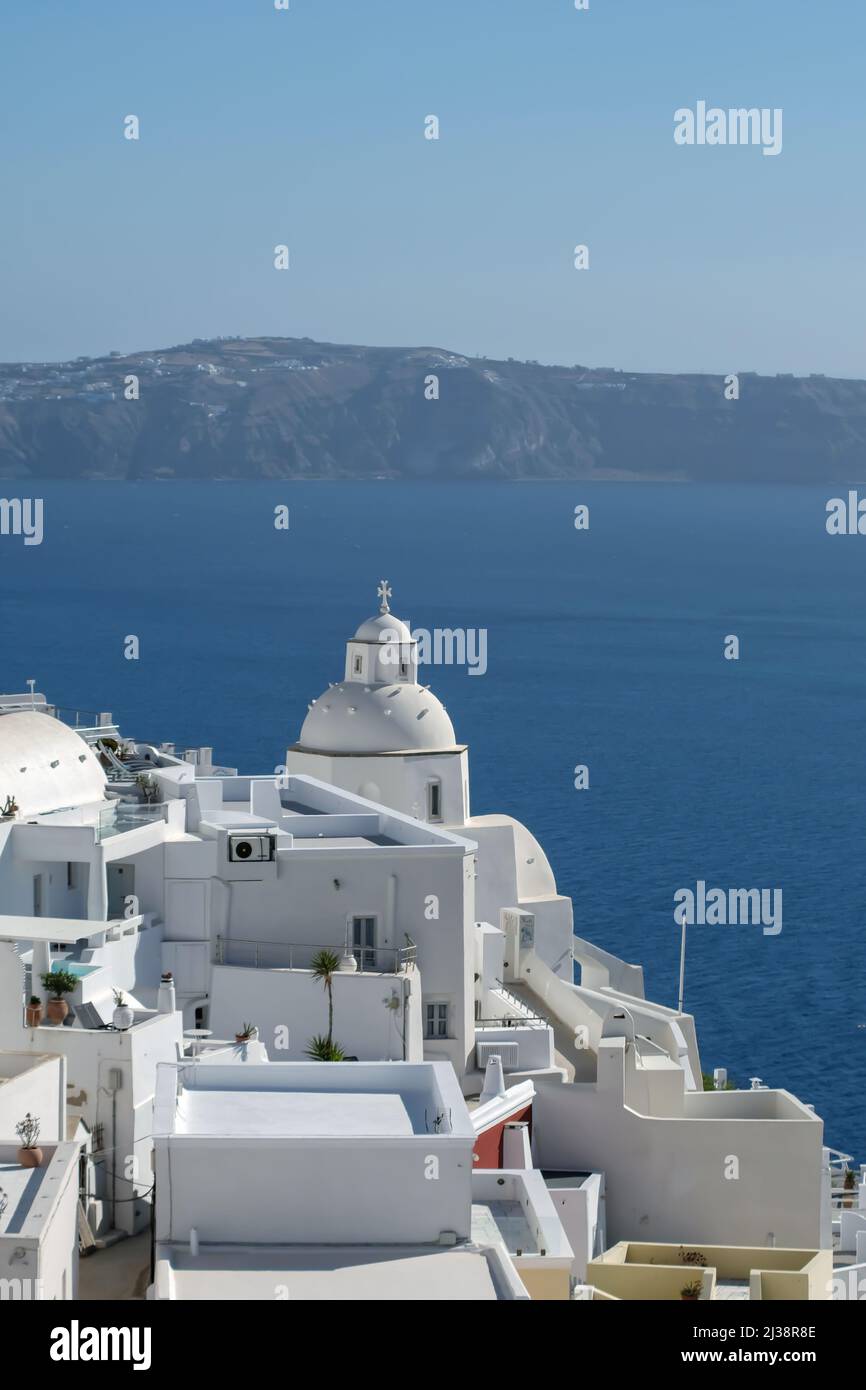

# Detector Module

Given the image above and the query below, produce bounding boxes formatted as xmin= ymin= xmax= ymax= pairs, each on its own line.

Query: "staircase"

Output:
xmin=499 ymin=979 xmax=585 ymax=1081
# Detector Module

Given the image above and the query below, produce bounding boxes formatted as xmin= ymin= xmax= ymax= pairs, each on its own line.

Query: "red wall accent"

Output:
xmin=472 ymin=1104 xmax=533 ymax=1169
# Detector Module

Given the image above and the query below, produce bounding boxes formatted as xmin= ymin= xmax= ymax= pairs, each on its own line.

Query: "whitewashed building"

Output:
xmin=150 ymin=1058 xmax=535 ymax=1300
xmin=0 ymin=585 xmax=845 ymax=1280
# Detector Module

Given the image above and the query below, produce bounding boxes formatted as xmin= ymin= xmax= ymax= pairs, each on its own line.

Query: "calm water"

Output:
xmin=4 ymin=481 xmax=865 ymax=1157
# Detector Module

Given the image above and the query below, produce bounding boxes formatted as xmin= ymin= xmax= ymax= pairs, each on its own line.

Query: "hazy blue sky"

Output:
xmin=2 ymin=1 xmax=863 ymax=374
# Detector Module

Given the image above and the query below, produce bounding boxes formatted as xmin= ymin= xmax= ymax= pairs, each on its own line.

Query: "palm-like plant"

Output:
xmin=310 ymin=948 xmax=340 ymax=1044
xmin=305 ymin=1035 xmax=346 ymax=1062
xmin=307 ymin=948 xmax=344 ymax=1060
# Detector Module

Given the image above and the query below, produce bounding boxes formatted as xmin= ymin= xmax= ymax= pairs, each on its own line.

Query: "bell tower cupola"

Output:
xmin=344 ymin=580 xmax=419 ymax=686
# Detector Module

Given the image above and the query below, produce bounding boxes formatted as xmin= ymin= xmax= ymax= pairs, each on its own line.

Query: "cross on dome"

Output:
xmin=377 ymin=579 xmax=392 ymax=614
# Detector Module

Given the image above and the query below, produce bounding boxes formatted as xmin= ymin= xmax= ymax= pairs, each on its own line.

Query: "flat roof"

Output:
xmin=0 ymin=914 xmax=121 ymax=943
xmin=177 ymin=1089 xmax=415 ymax=1138
xmin=0 ymin=1143 xmax=79 ymax=1239
xmin=159 ymin=1244 xmax=505 ymax=1300
xmin=156 ymin=1061 xmax=476 ymax=1142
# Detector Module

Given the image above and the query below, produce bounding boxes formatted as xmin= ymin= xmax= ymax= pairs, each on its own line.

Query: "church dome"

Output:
xmin=352 ymin=613 xmax=413 ymax=644
xmin=298 ymin=681 xmax=458 ymax=755
xmin=296 ymin=581 xmax=460 ymax=755
xmin=0 ymin=710 xmax=106 ymax=816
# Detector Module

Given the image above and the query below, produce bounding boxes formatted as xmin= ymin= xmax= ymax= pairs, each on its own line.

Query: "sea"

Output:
xmin=3 ymin=480 xmax=865 ymax=1158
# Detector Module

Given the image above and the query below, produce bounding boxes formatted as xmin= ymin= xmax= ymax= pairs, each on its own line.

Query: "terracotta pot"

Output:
xmin=681 ymin=1293 xmax=700 ymax=1301
xmin=46 ymin=998 xmax=69 ymax=1024
xmin=25 ymin=1004 xmax=43 ymax=1027
xmin=17 ymin=1145 xmax=43 ymax=1168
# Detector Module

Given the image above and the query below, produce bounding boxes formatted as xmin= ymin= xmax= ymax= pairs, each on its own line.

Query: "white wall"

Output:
xmin=0 ymin=1053 xmax=65 ymax=1142
xmin=153 ymin=1062 xmax=475 ymax=1246
xmin=0 ymin=957 xmax=183 ymax=1238
xmin=0 ymin=1141 xmax=79 ymax=1301
xmin=538 ymin=1172 xmax=604 ymax=1280
xmin=156 ymin=1135 xmax=472 ymax=1246
xmin=532 ymin=1040 xmax=824 ymax=1250
xmin=163 ymin=838 xmax=477 ymax=1076
xmin=208 ymin=963 xmax=424 ymax=1062
xmin=287 ymin=748 xmax=470 ymax=826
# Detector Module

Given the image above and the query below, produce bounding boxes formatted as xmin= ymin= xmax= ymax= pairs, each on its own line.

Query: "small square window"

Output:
xmin=425 ymin=1001 xmax=449 ymax=1039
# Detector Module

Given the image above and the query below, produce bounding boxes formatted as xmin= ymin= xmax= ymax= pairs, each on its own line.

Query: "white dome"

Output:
xmin=298 ymin=682 xmax=458 ymax=755
xmin=352 ymin=613 xmax=413 ymax=644
xmin=0 ymin=711 xmax=106 ymax=816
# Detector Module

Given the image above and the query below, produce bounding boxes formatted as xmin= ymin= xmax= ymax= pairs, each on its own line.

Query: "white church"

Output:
xmin=0 ymin=583 xmax=842 ymax=1288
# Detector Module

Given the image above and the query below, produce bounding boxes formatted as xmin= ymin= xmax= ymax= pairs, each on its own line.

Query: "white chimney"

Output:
xmin=157 ymin=974 xmax=176 ymax=1015
xmin=479 ymin=1054 xmax=506 ymax=1104
xmin=502 ymin=1121 xmax=532 ymax=1169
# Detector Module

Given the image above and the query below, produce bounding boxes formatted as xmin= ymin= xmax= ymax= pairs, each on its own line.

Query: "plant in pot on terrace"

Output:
xmin=305 ymin=948 xmax=346 ymax=1061
xmin=843 ymin=1167 xmax=857 ymax=1208
xmin=40 ymin=968 xmax=77 ymax=1024
xmin=135 ymin=773 xmax=160 ymax=804
xmin=25 ymin=995 xmax=43 ymax=1027
xmin=112 ymin=988 xmax=134 ymax=1031
xmin=680 ymin=1279 xmax=703 ymax=1302
xmin=16 ymin=1112 xmax=43 ymax=1169
xmin=235 ymin=1021 xmax=258 ymax=1044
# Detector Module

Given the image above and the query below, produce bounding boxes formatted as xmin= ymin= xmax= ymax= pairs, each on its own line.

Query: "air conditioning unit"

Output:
xmin=227 ymin=833 xmax=275 ymax=863
xmin=476 ymin=1040 xmax=520 ymax=1070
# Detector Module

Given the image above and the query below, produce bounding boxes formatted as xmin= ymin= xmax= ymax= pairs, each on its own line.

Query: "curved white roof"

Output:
xmin=298 ymin=682 xmax=458 ymax=755
xmin=352 ymin=613 xmax=413 ymax=644
xmin=0 ymin=711 xmax=106 ymax=816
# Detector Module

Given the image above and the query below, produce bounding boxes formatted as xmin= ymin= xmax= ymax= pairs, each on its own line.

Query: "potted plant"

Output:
xmin=680 ymin=1279 xmax=703 ymax=1302
xmin=235 ymin=1021 xmax=258 ymax=1044
xmin=112 ymin=988 xmax=134 ymax=1031
xmin=1 ymin=794 xmax=20 ymax=819
xmin=16 ymin=1113 xmax=43 ymax=1169
xmin=40 ymin=968 xmax=77 ymax=1024
xmin=135 ymin=773 xmax=160 ymax=804
xmin=25 ymin=995 xmax=43 ymax=1027
xmin=843 ymin=1167 xmax=857 ymax=1208
xmin=305 ymin=948 xmax=346 ymax=1061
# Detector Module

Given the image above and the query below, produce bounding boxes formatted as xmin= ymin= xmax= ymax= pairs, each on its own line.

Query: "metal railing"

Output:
xmin=475 ymin=1014 xmax=547 ymax=1029
xmin=215 ymin=935 xmax=416 ymax=974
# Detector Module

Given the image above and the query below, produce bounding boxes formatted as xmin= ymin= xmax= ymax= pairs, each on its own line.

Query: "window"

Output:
xmin=353 ymin=653 xmax=363 ymax=675
xmin=425 ymin=1001 xmax=449 ymax=1039
xmin=427 ymin=780 xmax=442 ymax=821
xmin=67 ymin=862 xmax=78 ymax=890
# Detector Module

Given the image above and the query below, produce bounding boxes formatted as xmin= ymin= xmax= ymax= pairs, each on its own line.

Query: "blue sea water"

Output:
xmin=3 ymin=480 xmax=865 ymax=1158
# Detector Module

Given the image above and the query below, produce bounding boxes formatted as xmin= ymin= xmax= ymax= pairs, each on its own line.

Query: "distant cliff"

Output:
xmin=1 ymin=336 xmax=865 ymax=482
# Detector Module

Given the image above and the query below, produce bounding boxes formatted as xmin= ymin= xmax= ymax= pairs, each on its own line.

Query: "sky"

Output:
xmin=1 ymin=0 xmax=863 ymax=375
